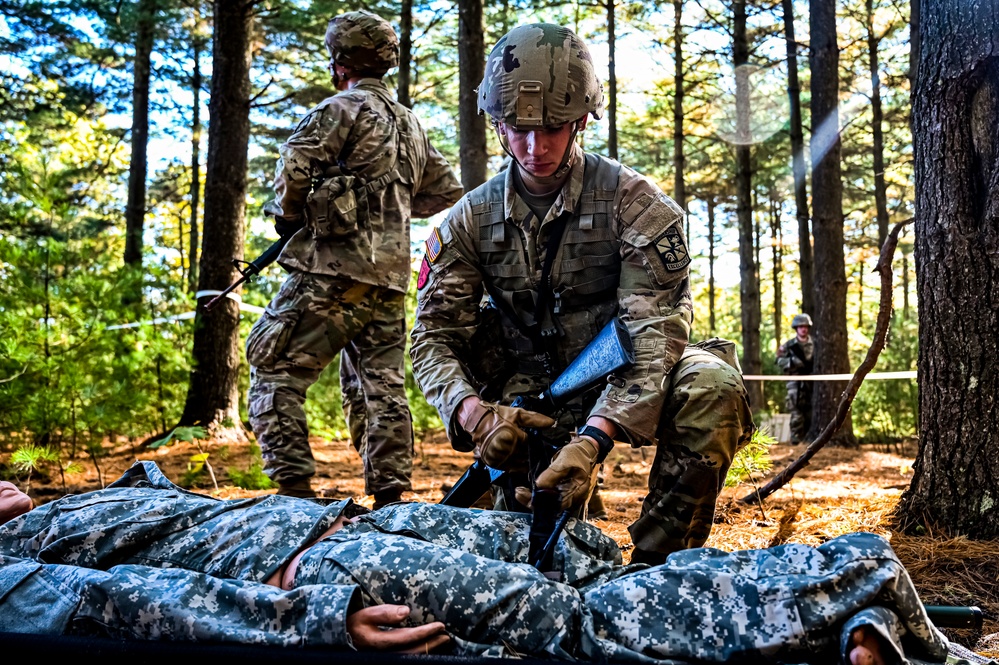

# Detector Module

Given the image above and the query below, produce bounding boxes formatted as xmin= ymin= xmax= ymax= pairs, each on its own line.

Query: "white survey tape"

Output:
xmin=106 ymin=291 xmax=266 ymax=330
xmin=742 ymin=371 xmax=916 ymax=381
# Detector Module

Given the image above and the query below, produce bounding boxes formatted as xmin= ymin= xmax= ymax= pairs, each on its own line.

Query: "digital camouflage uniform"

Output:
xmin=0 ymin=462 xmax=971 ymax=665
xmin=248 ymin=12 xmax=463 ymax=495
xmin=411 ymin=23 xmax=753 ymax=559
xmin=777 ymin=334 xmax=814 ymax=442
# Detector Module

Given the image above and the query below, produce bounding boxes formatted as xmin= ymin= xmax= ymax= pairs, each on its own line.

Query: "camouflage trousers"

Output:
xmin=247 ymin=270 xmax=413 ymax=494
xmin=293 ymin=503 xmax=950 ymax=663
xmin=786 ymin=379 xmax=813 ymax=442
xmin=628 ymin=342 xmax=754 ymax=558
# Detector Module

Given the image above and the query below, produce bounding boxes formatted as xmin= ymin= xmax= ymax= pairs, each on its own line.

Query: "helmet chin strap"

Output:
xmin=494 ymin=121 xmax=581 ymax=194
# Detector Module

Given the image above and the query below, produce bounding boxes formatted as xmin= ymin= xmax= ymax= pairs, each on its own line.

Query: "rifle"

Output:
xmin=440 ymin=317 xmax=635 ymax=576
xmin=923 ymin=605 xmax=983 ymax=630
xmin=203 ymin=234 xmax=293 ymax=312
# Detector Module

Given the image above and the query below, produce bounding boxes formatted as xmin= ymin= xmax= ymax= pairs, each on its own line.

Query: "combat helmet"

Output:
xmin=325 ymin=10 xmax=399 ymax=77
xmin=791 ymin=313 xmax=813 ymax=328
xmin=477 ymin=23 xmax=604 ymax=129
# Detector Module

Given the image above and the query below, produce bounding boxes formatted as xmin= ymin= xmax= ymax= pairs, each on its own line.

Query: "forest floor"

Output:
xmin=12 ymin=432 xmax=999 ymax=658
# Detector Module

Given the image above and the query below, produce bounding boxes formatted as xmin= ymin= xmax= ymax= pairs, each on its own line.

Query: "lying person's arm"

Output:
xmin=0 ymin=555 xmax=446 ymax=652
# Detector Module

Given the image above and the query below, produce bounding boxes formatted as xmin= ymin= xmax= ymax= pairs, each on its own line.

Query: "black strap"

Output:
xmin=579 ymin=425 xmax=615 ymax=462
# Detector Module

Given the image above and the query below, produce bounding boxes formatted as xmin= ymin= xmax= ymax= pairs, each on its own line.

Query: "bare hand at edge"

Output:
xmin=347 ymin=604 xmax=450 ymax=653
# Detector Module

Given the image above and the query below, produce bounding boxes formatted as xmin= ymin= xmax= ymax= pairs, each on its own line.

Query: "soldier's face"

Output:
xmin=500 ymin=118 xmax=585 ymax=178
xmin=796 ymin=325 xmax=810 ymax=338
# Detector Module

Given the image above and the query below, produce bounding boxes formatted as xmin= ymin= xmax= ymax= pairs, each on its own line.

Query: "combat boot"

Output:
xmin=276 ymin=478 xmax=316 ymax=499
xmin=372 ymin=487 xmax=403 ymax=510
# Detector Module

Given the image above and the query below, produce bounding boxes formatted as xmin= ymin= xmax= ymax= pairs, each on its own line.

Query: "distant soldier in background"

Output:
xmin=777 ymin=313 xmax=815 ymax=443
xmin=247 ymin=10 xmax=463 ymax=503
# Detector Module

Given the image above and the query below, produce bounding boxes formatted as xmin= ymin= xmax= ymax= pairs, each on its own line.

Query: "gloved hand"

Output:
xmin=529 ymin=435 xmax=601 ymax=510
xmin=274 ymin=216 xmax=305 ymax=237
xmin=459 ymin=400 xmax=555 ymax=470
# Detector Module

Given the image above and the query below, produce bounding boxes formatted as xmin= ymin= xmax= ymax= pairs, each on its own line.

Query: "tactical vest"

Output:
xmin=470 ymin=153 xmax=623 ymax=376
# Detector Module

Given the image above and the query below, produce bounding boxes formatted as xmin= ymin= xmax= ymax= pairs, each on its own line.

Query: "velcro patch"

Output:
xmin=417 ymin=256 xmax=431 ymax=290
xmin=425 ymin=227 xmax=443 ymax=263
xmin=654 ymin=226 xmax=691 ymax=272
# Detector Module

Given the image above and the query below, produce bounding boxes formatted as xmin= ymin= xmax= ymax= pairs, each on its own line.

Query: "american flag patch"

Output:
xmin=425 ymin=227 xmax=443 ymax=263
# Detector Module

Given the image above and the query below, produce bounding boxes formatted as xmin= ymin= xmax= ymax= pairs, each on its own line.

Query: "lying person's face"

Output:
xmin=0 ymin=481 xmax=33 ymax=524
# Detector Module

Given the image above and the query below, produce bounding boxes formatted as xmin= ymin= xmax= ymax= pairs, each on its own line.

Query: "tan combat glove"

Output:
xmin=459 ymin=400 xmax=556 ymax=469
xmin=531 ymin=435 xmax=601 ymax=510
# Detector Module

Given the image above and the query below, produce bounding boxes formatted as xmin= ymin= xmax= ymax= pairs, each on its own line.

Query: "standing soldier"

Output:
xmin=776 ymin=313 xmax=815 ymax=443
xmin=247 ymin=11 xmax=463 ymax=504
xmin=411 ymin=23 xmax=754 ymax=565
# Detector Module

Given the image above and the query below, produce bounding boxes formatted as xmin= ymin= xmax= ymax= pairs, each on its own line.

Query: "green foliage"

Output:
xmin=725 ymin=427 xmax=776 ymax=488
xmin=10 ymin=443 xmax=60 ymax=476
xmin=149 ymin=426 xmax=209 ymax=449
xmin=227 ymin=444 xmax=276 ymax=490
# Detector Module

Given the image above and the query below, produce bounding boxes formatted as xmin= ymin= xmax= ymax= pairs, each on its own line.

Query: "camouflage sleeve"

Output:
xmin=263 ymin=96 xmax=356 ymax=225
xmin=588 ymin=173 xmax=693 ymax=446
xmin=411 ymin=138 xmax=463 ymax=219
xmin=0 ymin=555 xmax=360 ymax=648
xmin=410 ymin=201 xmax=484 ymax=441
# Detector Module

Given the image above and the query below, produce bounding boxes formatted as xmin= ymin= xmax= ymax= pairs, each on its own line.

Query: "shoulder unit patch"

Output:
xmin=654 ymin=225 xmax=691 ymax=272
xmin=417 ymin=256 xmax=431 ymax=290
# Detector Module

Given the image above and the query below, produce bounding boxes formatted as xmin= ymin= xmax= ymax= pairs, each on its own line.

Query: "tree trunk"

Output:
xmin=607 ymin=0 xmax=618 ymax=161
xmin=782 ymin=0 xmax=813 ymax=317
xmin=867 ymin=0 xmax=890 ymax=246
xmin=734 ymin=0 xmax=763 ymax=408
xmin=398 ymin=0 xmax=412 ymax=108
xmin=809 ymin=0 xmax=856 ymax=446
xmin=707 ymin=195 xmax=717 ymax=335
xmin=178 ymin=0 xmax=251 ymax=434
xmin=458 ymin=0 xmax=486 ymax=190
xmin=771 ymin=195 xmax=783 ymax=351
xmin=856 ymin=261 xmax=864 ymax=328
xmin=188 ymin=6 xmax=203 ymax=296
xmin=123 ymin=0 xmax=157 ymax=269
xmin=672 ymin=0 xmax=685 ymax=209
xmin=902 ymin=248 xmax=910 ymax=320
xmin=896 ymin=0 xmax=999 ymax=538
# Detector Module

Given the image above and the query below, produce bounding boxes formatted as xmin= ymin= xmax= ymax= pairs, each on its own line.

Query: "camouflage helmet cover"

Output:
xmin=325 ymin=10 xmax=399 ymax=75
xmin=477 ymin=23 xmax=604 ymax=128
xmin=791 ymin=313 xmax=813 ymax=328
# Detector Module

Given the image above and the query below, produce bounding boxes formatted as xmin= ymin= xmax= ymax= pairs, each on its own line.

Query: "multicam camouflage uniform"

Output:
xmin=411 ymin=23 xmax=753 ymax=559
xmin=247 ymin=11 xmax=463 ymax=496
xmin=0 ymin=462 xmax=962 ymax=665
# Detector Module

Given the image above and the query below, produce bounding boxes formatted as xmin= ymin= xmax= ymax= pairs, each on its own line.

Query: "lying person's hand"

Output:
xmin=347 ymin=604 xmax=450 ymax=653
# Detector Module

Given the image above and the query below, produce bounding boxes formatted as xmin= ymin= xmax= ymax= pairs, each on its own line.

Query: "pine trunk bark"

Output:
xmin=867 ymin=0 xmax=890 ymax=246
xmin=896 ymin=0 xmax=999 ymax=538
xmin=458 ymin=0 xmax=486 ymax=190
xmin=398 ymin=0 xmax=413 ymax=108
xmin=607 ymin=0 xmax=618 ymax=161
xmin=187 ymin=11 xmax=203 ymax=296
xmin=707 ymin=196 xmax=717 ymax=335
xmin=123 ymin=0 xmax=157 ymax=269
xmin=782 ymin=0 xmax=813 ymax=317
xmin=178 ymin=0 xmax=251 ymax=435
xmin=734 ymin=0 xmax=763 ymax=408
xmin=672 ymin=0 xmax=685 ymax=209
xmin=808 ymin=0 xmax=856 ymax=445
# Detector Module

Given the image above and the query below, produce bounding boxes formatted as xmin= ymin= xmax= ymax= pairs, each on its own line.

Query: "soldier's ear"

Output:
xmin=577 ymin=116 xmax=589 ymax=131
